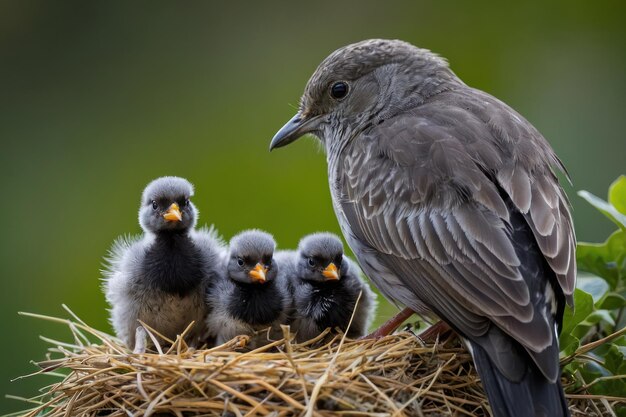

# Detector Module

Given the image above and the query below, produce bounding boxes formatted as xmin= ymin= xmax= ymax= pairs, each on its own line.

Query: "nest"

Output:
xmin=10 ymin=308 xmax=623 ymax=417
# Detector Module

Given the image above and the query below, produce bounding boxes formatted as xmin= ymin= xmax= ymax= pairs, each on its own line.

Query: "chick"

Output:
xmin=285 ymin=233 xmax=377 ymax=342
xmin=207 ymin=230 xmax=289 ymax=348
xmin=103 ymin=176 xmax=223 ymax=351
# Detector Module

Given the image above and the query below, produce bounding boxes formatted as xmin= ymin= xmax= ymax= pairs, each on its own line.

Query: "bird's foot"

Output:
xmin=359 ymin=307 xmax=415 ymax=340
xmin=133 ymin=326 xmax=148 ymax=354
xmin=230 ymin=335 xmax=250 ymax=350
xmin=417 ymin=320 xmax=453 ymax=344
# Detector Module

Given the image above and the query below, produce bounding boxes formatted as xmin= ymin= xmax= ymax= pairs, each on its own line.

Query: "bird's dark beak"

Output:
xmin=249 ymin=263 xmax=267 ymax=283
xmin=269 ymin=111 xmax=317 ymax=151
xmin=163 ymin=203 xmax=182 ymax=222
xmin=322 ymin=262 xmax=340 ymax=281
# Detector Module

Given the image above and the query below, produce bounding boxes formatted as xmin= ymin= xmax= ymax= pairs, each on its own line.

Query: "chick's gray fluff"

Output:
xmin=103 ymin=176 xmax=224 ymax=349
xmin=276 ymin=233 xmax=376 ymax=342
xmin=206 ymin=230 xmax=290 ymax=348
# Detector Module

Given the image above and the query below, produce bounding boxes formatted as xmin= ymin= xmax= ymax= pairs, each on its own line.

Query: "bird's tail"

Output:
xmin=471 ymin=342 xmax=570 ymax=417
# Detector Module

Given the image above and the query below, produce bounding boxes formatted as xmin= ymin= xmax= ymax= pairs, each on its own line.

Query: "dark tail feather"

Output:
xmin=471 ymin=342 xmax=569 ymax=417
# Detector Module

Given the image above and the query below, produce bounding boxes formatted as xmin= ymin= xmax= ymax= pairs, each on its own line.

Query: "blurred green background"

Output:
xmin=1 ymin=0 xmax=624 ymax=413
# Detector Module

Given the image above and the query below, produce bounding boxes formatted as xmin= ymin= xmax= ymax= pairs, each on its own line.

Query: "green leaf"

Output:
xmin=581 ymin=310 xmax=615 ymax=327
xmin=578 ymin=189 xmax=626 ymax=230
xmin=590 ymin=377 xmax=626 ymax=398
xmin=580 ymin=360 xmax=610 ymax=382
xmin=577 ymin=230 xmax=626 ymax=290
xmin=572 ymin=323 xmax=593 ymax=341
xmin=577 ymin=273 xmax=609 ymax=303
xmin=609 ymin=175 xmax=626 ymax=215
xmin=561 ymin=289 xmax=594 ymax=338
xmin=560 ymin=333 xmax=580 ymax=356
xmin=578 ymin=360 xmax=626 ymax=398
xmin=598 ymin=292 xmax=626 ymax=310
xmin=604 ymin=344 xmax=626 ymax=375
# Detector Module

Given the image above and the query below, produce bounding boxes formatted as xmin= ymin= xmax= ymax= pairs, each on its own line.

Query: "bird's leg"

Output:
xmin=360 ymin=307 xmax=415 ymax=340
xmin=133 ymin=326 xmax=148 ymax=354
xmin=417 ymin=320 xmax=453 ymax=343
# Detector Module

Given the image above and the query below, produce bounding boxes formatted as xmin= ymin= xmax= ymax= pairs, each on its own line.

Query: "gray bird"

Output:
xmin=270 ymin=39 xmax=575 ymax=417
xmin=276 ymin=233 xmax=376 ymax=342
xmin=207 ymin=230 xmax=289 ymax=348
xmin=103 ymin=176 xmax=223 ymax=351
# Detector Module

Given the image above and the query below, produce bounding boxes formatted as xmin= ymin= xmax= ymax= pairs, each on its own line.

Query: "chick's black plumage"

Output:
xmin=103 ymin=176 xmax=224 ymax=349
xmin=270 ymin=39 xmax=575 ymax=417
xmin=142 ymin=233 xmax=205 ymax=297
xmin=277 ymin=233 xmax=376 ymax=342
xmin=207 ymin=230 xmax=289 ymax=348
xmin=226 ymin=279 xmax=284 ymax=326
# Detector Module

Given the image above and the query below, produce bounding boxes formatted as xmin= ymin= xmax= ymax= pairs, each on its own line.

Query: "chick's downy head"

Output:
xmin=227 ymin=230 xmax=277 ymax=284
xmin=297 ymin=233 xmax=347 ymax=282
xmin=139 ymin=176 xmax=197 ymax=233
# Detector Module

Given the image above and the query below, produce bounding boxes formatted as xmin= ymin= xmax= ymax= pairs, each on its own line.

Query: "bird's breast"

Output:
xmin=142 ymin=235 xmax=205 ymax=297
xmin=138 ymin=290 xmax=206 ymax=341
xmin=227 ymin=283 xmax=284 ymax=326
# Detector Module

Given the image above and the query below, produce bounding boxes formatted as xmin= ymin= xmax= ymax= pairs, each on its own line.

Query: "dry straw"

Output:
xmin=8 ymin=305 xmax=625 ymax=417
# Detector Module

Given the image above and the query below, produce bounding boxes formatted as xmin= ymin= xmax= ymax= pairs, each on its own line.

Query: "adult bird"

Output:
xmin=270 ymin=39 xmax=575 ymax=417
xmin=103 ymin=176 xmax=223 ymax=351
xmin=276 ymin=233 xmax=376 ymax=342
xmin=207 ymin=230 xmax=290 ymax=348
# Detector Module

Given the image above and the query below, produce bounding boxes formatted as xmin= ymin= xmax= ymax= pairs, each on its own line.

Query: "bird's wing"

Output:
xmin=192 ymin=225 xmax=227 ymax=275
xmin=101 ymin=233 xmax=144 ymax=280
xmin=343 ymin=256 xmax=378 ymax=335
xmin=337 ymin=88 xmax=575 ymax=379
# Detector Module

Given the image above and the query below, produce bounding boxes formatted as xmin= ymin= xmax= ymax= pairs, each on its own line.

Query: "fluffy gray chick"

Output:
xmin=280 ymin=233 xmax=376 ymax=342
xmin=206 ymin=230 xmax=289 ymax=349
xmin=103 ymin=176 xmax=223 ymax=351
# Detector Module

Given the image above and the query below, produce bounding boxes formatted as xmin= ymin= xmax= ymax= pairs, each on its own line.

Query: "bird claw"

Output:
xmin=133 ymin=326 xmax=148 ymax=354
xmin=359 ymin=307 xmax=415 ymax=340
xmin=232 ymin=335 xmax=250 ymax=350
xmin=417 ymin=321 xmax=453 ymax=344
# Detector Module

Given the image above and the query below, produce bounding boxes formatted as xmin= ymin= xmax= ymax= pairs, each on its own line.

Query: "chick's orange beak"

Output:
xmin=249 ymin=263 xmax=267 ymax=283
xmin=163 ymin=203 xmax=182 ymax=222
xmin=322 ymin=262 xmax=339 ymax=280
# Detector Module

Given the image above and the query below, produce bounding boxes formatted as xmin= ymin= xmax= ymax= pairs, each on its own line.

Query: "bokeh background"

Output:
xmin=1 ymin=1 xmax=624 ymax=413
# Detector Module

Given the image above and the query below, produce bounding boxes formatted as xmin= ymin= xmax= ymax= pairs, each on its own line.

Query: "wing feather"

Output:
xmin=336 ymin=88 xmax=575 ymax=377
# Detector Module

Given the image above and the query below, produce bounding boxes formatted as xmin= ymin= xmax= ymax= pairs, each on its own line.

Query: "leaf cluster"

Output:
xmin=560 ymin=176 xmax=626 ymax=413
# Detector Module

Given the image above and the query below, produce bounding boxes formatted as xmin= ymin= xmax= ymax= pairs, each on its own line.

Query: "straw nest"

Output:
xmin=11 ymin=308 xmax=624 ymax=417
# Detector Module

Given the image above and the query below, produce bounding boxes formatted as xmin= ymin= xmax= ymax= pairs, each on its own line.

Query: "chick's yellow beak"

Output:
xmin=322 ymin=262 xmax=339 ymax=280
xmin=249 ymin=263 xmax=267 ymax=283
xmin=163 ymin=203 xmax=182 ymax=222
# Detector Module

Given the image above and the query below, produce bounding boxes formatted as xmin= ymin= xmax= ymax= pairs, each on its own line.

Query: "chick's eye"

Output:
xmin=151 ymin=201 xmax=158 ymax=210
xmin=180 ymin=198 xmax=189 ymax=207
xmin=266 ymin=259 xmax=272 ymax=268
xmin=237 ymin=258 xmax=244 ymax=267
xmin=330 ymin=81 xmax=349 ymax=99
xmin=308 ymin=258 xmax=316 ymax=267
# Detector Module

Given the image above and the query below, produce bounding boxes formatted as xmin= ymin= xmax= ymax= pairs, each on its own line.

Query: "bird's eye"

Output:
xmin=180 ymin=198 xmax=189 ymax=207
xmin=266 ymin=259 xmax=272 ymax=268
xmin=330 ymin=81 xmax=349 ymax=100
xmin=151 ymin=201 xmax=158 ymax=210
xmin=308 ymin=258 xmax=316 ymax=267
xmin=237 ymin=258 xmax=244 ymax=267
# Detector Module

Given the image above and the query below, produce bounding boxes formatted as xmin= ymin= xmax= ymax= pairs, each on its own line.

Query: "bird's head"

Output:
xmin=139 ymin=176 xmax=197 ymax=234
xmin=269 ymin=39 xmax=456 ymax=152
xmin=297 ymin=233 xmax=346 ymax=283
xmin=227 ymin=230 xmax=277 ymax=285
